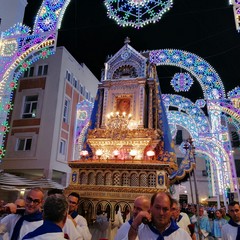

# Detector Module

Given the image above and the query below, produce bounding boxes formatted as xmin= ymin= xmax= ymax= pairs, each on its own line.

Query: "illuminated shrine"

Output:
xmin=1 ymin=0 xmax=239 ymax=223
xmin=65 ymin=38 xmax=178 ymax=221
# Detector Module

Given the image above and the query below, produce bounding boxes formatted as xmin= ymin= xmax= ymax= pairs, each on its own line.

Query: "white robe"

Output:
xmin=63 ymin=218 xmax=83 ymax=240
xmin=138 ymin=224 xmax=192 ymax=240
xmin=0 ymin=214 xmax=43 ymax=240
xmin=114 ymin=222 xmax=145 ymax=240
xmin=22 ymin=220 xmax=66 ymax=240
xmin=221 ymin=223 xmax=239 ymax=240
xmin=109 ymin=210 xmax=123 ymax=240
xmin=177 ymin=212 xmax=191 ymax=235
xmin=73 ymin=215 xmax=91 ymax=240
xmin=22 ymin=231 xmax=66 ymax=240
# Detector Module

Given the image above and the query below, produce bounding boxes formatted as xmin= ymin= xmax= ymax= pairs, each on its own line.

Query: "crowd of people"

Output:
xmin=0 ymin=188 xmax=91 ymax=240
xmin=0 ymin=189 xmax=239 ymax=240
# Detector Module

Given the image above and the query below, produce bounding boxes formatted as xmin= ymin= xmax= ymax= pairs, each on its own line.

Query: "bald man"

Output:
xmin=115 ymin=196 xmax=150 ymax=240
xmin=128 ymin=192 xmax=192 ymax=240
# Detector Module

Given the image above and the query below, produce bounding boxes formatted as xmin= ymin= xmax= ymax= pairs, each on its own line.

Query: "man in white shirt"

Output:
xmin=47 ymin=189 xmax=83 ymax=240
xmin=171 ymin=199 xmax=191 ymax=235
xmin=68 ymin=192 xmax=92 ymax=240
xmin=115 ymin=195 xmax=150 ymax=240
xmin=222 ymin=201 xmax=240 ymax=240
xmin=22 ymin=194 xmax=68 ymax=240
xmin=0 ymin=187 xmax=44 ymax=240
xmin=128 ymin=192 xmax=192 ymax=240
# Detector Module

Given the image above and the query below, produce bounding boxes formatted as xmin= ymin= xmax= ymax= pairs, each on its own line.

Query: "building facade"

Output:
xmin=1 ymin=46 xmax=99 ymax=187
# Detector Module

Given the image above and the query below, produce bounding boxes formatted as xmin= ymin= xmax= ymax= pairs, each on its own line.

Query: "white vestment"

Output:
xmin=221 ymin=223 xmax=239 ymax=240
xmin=177 ymin=212 xmax=191 ymax=235
xmin=73 ymin=215 xmax=91 ymax=240
xmin=114 ymin=222 xmax=144 ymax=240
xmin=22 ymin=231 xmax=66 ymax=240
xmin=138 ymin=224 xmax=192 ymax=240
xmin=0 ymin=214 xmax=43 ymax=240
xmin=63 ymin=218 xmax=83 ymax=240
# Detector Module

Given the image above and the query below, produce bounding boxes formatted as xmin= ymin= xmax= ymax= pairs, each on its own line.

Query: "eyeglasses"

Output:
xmin=26 ymin=196 xmax=41 ymax=205
xmin=68 ymin=200 xmax=78 ymax=205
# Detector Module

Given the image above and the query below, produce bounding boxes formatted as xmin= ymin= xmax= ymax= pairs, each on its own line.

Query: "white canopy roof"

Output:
xmin=0 ymin=172 xmax=64 ymax=190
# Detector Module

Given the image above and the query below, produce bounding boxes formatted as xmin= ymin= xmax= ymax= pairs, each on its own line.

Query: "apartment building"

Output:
xmin=1 ymin=46 xmax=99 ymax=187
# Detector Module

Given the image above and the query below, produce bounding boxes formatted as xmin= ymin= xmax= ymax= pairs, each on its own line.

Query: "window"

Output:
xmin=63 ymin=98 xmax=70 ymax=123
xmin=22 ymin=95 xmax=38 ymax=118
xmin=16 ymin=138 xmax=32 ymax=151
xmin=73 ymin=77 xmax=78 ymax=88
xmin=37 ymin=65 xmax=48 ymax=76
xmin=175 ymin=130 xmax=183 ymax=145
xmin=60 ymin=139 xmax=66 ymax=155
xmin=23 ymin=67 xmax=34 ymax=78
xmin=80 ymin=84 xmax=83 ymax=94
xmin=85 ymin=91 xmax=89 ymax=100
xmin=66 ymin=70 xmax=71 ymax=82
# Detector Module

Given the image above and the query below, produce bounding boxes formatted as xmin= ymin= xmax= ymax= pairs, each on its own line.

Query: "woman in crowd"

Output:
xmin=212 ymin=209 xmax=228 ymax=240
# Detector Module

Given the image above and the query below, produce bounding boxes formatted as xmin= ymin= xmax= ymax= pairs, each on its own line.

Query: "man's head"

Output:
xmin=220 ymin=207 xmax=226 ymax=217
xmin=68 ymin=192 xmax=80 ymax=213
xmin=228 ymin=201 xmax=240 ymax=223
xmin=215 ymin=209 xmax=223 ymax=219
xmin=199 ymin=206 xmax=204 ymax=217
xmin=171 ymin=199 xmax=181 ymax=220
xmin=43 ymin=194 xmax=68 ymax=228
xmin=150 ymin=192 xmax=173 ymax=229
xmin=24 ymin=187 xmax=44 ymax=215
xmin=47 ymin=188 xmax=63 ymax=196
xmin=15 ymin=198 xmax=25 ymax=208
xmin=132 ymin=196 xmax=150 ymax=219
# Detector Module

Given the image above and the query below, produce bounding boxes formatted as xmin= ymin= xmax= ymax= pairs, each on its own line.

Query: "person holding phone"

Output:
xmin=128 ymin=192 xmax=192 ymax=240
xmin=115 ymin=196 xmax=150 ymax=240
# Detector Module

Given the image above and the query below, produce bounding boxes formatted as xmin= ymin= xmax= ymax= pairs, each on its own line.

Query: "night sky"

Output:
xmin=24 ymin=0 xmax=240 ymax=101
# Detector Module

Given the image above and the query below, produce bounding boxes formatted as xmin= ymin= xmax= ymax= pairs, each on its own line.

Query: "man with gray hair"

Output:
xmin=171 ymin=199 xmax=191 ymax=235
xmin=0 ymin=187 xmax=44 ymax=240
xmin=22 ymin=194 xmax=68 ymax=240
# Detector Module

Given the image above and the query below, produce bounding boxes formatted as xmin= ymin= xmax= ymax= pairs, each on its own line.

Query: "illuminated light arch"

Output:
xmin=196 ymin=149 xmax=220 ymax=196
xmin=227 ymin=86 xmax=240 ymax=98
xmin=167 ymin=111 xmax=199 ymax=139
xmin=33 ymin=0 xmax=71 ymax=33
xmin=198 ymin=138 xmax=234 ymax=193
xmin=0 ymin=0 xmax=72 ymax=156
xmin=167 ymin=111 xmax=220 ymax=195
xmin=225 ymin=115 xmax=240 ymax=139
xmin=167 ymin=110 xmax=234 ymax=195
xmin=208 ymin=100 xmax=240 ymax=123
xmin=163 ymin=94 xmax=211 ymax=135
xmin=150 ymin=49 xmax=226 ymax=100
